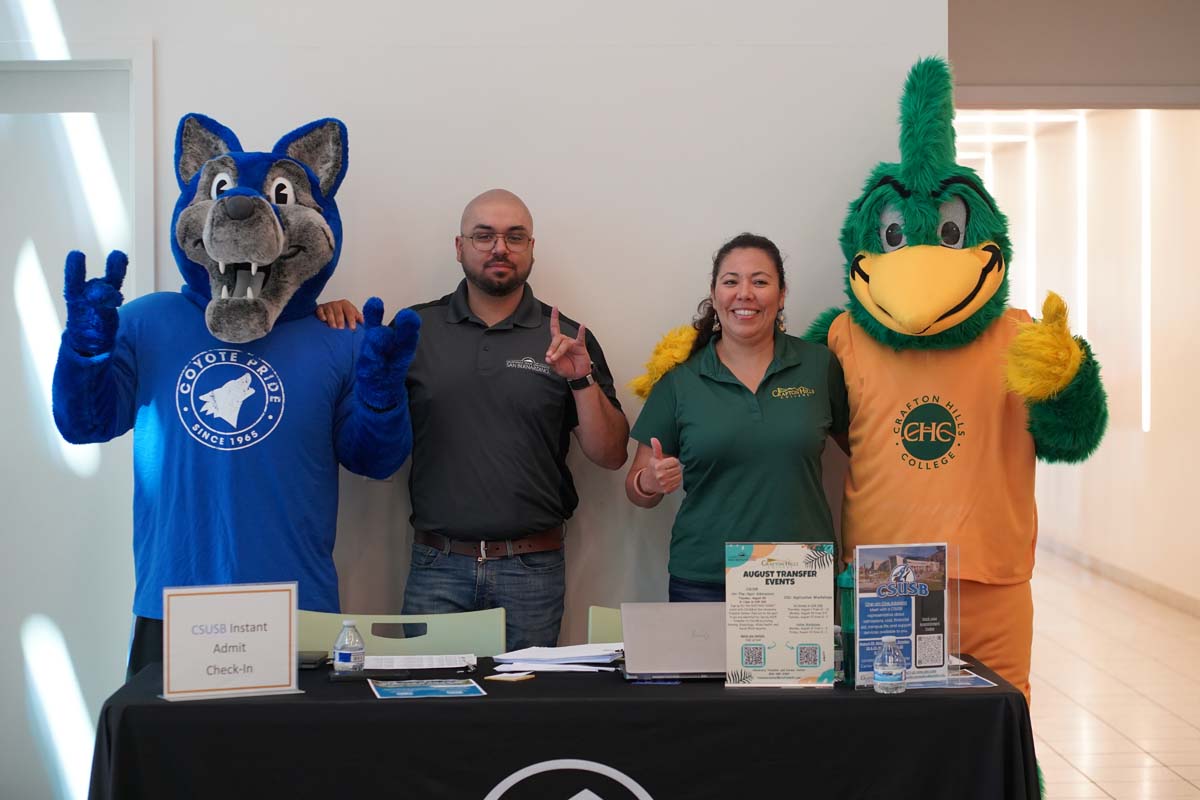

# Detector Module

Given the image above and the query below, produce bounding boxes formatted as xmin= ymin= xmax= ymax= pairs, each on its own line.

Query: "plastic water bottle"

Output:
xmin=873 ymin=635 xmax=906 ymax=694
xmin=332 ymin=620 xmax=365 ymax=673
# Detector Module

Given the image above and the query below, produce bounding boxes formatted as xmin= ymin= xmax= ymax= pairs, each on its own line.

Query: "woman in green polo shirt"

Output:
xmin=626 ymin=233 xmax=849 ymax=602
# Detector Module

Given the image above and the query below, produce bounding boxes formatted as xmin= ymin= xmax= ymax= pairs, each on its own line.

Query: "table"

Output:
xmin=90 ymin=658 xmax=1038 ymax=799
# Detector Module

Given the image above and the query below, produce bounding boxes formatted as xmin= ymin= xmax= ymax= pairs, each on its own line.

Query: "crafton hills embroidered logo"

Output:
xmin=893 ymin=394 xmax=964 ymax=470
xmin=772 ymin=385 xmax=815 ymax=399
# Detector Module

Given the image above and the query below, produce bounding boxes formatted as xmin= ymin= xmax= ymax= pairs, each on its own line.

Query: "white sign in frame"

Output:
xmin=162 ymin=582 xmax=300 ymax=701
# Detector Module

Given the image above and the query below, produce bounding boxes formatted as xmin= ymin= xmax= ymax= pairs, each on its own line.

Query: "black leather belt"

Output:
xmin=414 ymin=527 xmax=564 ymax=562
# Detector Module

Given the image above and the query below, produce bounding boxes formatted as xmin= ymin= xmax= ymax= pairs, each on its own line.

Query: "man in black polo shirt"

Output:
xmin=319 ymin=189 xmax=628 ymax=649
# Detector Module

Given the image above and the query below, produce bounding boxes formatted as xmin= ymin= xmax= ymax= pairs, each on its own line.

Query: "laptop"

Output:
xmin=620 ymin=602 xmax=726 ymax=680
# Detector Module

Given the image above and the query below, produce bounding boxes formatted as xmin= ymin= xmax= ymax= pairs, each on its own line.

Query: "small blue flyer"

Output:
xmin=368 ymin=679 xmax=487 ymax=699
xmin=855 ymin=543 xmax=949 ymax=688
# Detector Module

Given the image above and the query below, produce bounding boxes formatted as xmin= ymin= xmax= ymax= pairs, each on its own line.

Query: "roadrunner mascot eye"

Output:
xmin=52 ymin=114 xmax=420 ymax=676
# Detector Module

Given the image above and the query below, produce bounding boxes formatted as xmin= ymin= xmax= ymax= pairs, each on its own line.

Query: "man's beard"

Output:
xmin=464 ymin=258 xmax=529 ymax=297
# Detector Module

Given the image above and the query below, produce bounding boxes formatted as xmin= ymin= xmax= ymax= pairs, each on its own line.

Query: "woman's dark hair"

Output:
xmin=691 ymin=233 xmax=786 ymax=355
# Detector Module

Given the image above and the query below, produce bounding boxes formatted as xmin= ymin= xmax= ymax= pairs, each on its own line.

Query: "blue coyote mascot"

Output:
xmin=52 ymin=114 xmax=419 ymax=676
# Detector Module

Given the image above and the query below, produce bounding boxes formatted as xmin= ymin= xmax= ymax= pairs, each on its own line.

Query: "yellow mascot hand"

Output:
xmin=1005 ymin=291 xmax=1084 ymax=401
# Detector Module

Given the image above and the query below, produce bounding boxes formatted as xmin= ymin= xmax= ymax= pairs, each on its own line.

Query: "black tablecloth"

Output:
xmin=90 ymin=657 xmax=1038 ymax=799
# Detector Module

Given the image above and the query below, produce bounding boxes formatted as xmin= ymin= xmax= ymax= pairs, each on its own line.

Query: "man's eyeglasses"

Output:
xmin=463 ymin=231 xmax=532 ymax=252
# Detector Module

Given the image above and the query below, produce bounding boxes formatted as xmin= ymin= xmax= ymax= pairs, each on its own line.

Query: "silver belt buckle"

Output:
xmin=478 ymin=540 xmax=488 ymax=563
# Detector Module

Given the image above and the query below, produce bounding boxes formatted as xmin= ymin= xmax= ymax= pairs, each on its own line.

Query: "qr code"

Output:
xmin=742 ymin=644 xmax=766 ymax=668
xmin=915 ymin=634 xmax=944 ymax=668
xmin=795 ymin=645 xmax=820 ymax=667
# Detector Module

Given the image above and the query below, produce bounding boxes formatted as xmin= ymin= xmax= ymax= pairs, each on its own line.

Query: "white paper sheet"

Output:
xmin=495 ymin=643 xmax=622 ymax=664
xmin=363 ymin=654 xmax=476 ymax=670
xmin=494 ymin=661 xmax=617 ymax=673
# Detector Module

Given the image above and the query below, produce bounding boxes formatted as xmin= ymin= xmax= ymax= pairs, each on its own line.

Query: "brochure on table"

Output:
xmin=369 ymin=679 xmax=486 ymax=699
xmin=725 ymin=542 xmax=835 ymax=687
xmin=854 ymin=543 xmax=950 ymax=688
xmin=162 ymin=581 xmax=300 ymax=701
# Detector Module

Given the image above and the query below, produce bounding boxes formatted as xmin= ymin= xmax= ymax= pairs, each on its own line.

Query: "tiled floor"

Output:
xmin=1034 ymin=551 xmax=1200 ymax=799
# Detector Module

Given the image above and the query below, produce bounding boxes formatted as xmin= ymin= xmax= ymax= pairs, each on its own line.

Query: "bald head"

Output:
xmin=460 ymin=189 xmax=533 ymax=234
xmin=456 ymin=188 xmax=536 ymax=297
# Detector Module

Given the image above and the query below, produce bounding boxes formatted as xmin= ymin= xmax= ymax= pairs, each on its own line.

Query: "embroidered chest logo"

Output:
xmin=772 ymin=385 xmax=815 ymax=399
xmin=176 ymin=349 xmax=285 ymax=450
xmin=505 ymin=356 xmax=553 ymax=376
xmin=893 ymin=394 xmax=964 ymax=470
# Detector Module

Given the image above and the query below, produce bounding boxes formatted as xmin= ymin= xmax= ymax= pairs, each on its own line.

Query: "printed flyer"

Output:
xmin=855 ymin=543 xmax=948 ymax=688
xmin=368 ymin=679 xmax=486 ymax=699
xmin=725 ymin=542 xmax=835 ymax=687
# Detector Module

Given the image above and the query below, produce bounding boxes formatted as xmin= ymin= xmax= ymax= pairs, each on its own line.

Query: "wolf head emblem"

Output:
xmin=198 ymin=373 xmax=255 ymax=428
xmin=171 ymin=114 xmax=348 ymax=343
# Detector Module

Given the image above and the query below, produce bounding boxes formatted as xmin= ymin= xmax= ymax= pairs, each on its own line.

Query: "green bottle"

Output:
xmin=836 ymin=567 xmax=855 ymax=687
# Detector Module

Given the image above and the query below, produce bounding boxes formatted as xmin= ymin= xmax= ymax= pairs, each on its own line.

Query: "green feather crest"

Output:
xmin=899 ymin=57 xmax=958 ymax=196
xmin=835 ymin=56 xmax=1015 ymax=350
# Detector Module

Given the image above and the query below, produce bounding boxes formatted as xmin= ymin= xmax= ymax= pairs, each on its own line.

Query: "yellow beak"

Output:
xmin=850 ymin=243 xmax=1005 ymax=336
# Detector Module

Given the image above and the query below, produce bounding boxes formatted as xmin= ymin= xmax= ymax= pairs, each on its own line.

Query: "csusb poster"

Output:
xmin=855 ymin=543 xmax=949 ymax=687
xmin=725 ymin=542 xmax=835 ymax=687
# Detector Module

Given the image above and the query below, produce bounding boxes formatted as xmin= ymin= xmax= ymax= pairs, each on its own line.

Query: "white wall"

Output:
xmin=0 ymin=73 xmax=135 ymax=800
xmin=1 ymin=1 xmax=946 ymax=796
xmin=987 ymin=110 xmax=1200 ymax=607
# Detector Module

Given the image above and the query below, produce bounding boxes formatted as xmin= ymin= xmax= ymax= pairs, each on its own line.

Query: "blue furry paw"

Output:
xmin=63 ymin=250 xmax=127 ymax=356
xmin=355 ymin=298 xmax=421 ymax=411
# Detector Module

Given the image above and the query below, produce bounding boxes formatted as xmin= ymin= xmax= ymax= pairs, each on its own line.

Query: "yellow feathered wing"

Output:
xmin=628 ymin=325 xmax=698 ymax=399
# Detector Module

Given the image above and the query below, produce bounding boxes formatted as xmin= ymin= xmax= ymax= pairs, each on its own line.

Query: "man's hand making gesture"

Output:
xmin=544 ymin=306 xmax=591 ymax=380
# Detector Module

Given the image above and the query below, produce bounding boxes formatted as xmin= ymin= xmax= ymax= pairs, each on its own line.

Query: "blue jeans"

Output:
xmin=668 ymin=575 xmax=726 ymax=603
xmin=402 ymin=541 xmax=565 ymax=651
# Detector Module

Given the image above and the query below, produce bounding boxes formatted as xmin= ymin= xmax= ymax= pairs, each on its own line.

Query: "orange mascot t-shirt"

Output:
xmin=827 ymin=308 xmax=1036 ymax=585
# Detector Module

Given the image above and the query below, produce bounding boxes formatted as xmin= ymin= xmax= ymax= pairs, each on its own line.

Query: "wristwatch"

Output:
xmin=567 ymin=363 xmax=597 ymax=390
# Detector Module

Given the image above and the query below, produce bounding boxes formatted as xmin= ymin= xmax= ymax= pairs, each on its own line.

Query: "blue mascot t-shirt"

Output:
xmin=97 ymin=292 xmax=375 ymax=618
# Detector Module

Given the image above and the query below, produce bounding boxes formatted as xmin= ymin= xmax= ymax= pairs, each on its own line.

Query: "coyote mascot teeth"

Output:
xmin=52 ymin=114 xmax=419 ymax=672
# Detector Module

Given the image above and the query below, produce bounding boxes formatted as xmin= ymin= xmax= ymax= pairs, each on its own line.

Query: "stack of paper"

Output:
xmin=494 ymin=643 xmax=623 ymax=674
xmin=363 ymin=654 xmax=475 ymax=670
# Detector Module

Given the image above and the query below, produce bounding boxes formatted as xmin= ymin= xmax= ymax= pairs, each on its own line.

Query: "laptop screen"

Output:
xmin=621 ymin=602 xmax=725 ymax=676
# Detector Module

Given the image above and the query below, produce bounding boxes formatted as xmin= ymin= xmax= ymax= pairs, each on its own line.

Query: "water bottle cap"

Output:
xmin=342 ymin=620 xmax=356 ymax=627
xmin=881 ymin=635 xmax=896 ymax=643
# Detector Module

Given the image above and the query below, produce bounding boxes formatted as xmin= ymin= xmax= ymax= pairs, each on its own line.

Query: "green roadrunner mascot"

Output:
xmin=804 ymin=57 xmax=1107 ymax=702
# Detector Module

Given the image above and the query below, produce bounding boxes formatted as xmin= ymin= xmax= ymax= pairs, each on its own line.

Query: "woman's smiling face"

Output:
xmin=711 ymin=247 xmax=786 ymax=345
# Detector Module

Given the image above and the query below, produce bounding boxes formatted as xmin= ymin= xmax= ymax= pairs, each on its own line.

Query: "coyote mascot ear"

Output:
xmin=176 ymin=114 xmax=243 ymax=189
xmin=273 ymin=118 xmax=348 ymax=198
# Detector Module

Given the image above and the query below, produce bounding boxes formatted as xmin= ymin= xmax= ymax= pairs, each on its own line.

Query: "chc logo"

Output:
xmin=892 ymin=395 xmax=964 ymax=469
